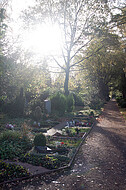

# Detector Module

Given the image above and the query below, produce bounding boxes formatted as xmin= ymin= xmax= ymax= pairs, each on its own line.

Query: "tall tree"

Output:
xmin=79 ymin=35 xmax=125 ymax=100
xmin=22 ymin=0 xmax=110 ymax=95
xmin=0 ymin=7 xmax=8 ymax=103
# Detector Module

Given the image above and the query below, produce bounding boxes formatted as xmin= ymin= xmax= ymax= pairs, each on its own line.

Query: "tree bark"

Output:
xmin=64 ymin=69 xmax=69 ymax=96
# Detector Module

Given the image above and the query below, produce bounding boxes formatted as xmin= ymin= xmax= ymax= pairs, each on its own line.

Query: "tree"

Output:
xmin=21 ymin=0 xmax=110 ymax=95
xmin=0 ymin=7 xmax=8 ymax=105
xmin=79 ymin=35 xmax=125 ymax=101
xmin=109 ymin=5 xmax=126 ymax=98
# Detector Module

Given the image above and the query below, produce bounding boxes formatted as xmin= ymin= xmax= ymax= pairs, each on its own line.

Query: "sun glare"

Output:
xmin=22 ymin=23 xmax=63 ymax=56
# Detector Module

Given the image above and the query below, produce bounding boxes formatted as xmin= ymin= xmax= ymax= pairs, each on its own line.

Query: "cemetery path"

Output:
xmin=2 ymin=100 xmax=126 ymax=190
xmin=44 ymin=121 xmax=67 ymax=136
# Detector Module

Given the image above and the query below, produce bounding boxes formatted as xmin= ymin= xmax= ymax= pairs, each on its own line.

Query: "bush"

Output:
xmin=19 ymin=153 xmax=61 ymax=169
xmin=34 ymin=133 xmax=46 ymax=147
xmin=19 ymin=153 xmax=69 ymax=169
xmin=73 ymin=93 xmax=84 ymax=106
xmin=0 ymin=131 xmax=21 ymax=143
xmin=33 ymin=106 xmax=42 ymax=121
xmin=89 ymin=98 xmax=104 ymax=110
xmin=0 ymin=161 xmax=30 ymax=183
xmin=2 ymin=88 xmax=25 ymax=117
xmin=117 ymin=98 xmax=126 ymax=107
xmin=0 ymin=131 xmax=32 ymax=160
xmin=66 ymin=94 xmax=75 ymax=112
xmin=121 ymin=101 xmax=126 ymax=108
xmin=51 ymin=92 xmax=67 ymax=115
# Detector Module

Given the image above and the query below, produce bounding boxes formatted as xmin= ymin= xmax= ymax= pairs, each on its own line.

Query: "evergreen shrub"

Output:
xmin=66 ymin=94 xmax=75 ymax=112
xmin=51 ymin=92 xmax=67 ymax=115
xmin=34 ymin=133 xmax=46 ymax=147
xmin=73 ymin=93 xmax=84 ymax=106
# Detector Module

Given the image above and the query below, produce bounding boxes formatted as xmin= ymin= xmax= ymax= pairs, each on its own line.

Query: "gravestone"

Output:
xmin=44 ymin=99 xmax=51 ymax=113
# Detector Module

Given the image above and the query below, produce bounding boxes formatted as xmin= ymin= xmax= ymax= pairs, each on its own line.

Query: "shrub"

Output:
xmin=51 ymin=92 xmax=67 ymax=115
xmin=3 ymin=88 xmax=25 ymax=117
xmin=0 ymin=161 xmax=30 ymax=183
xmin=73 ymin=93 xmax=84 ymax=106
xmin=0 ymin=131 xmax=32 ymax=160
xmin=34 ymin=133 xmax=46 ymax=147
xmin=33 ymin=106 xmax=42 ymax=121
xmin=89 ymin=98 xmax=104 ymax=110
xmin=66 ymin=94 xmax=75 ymax=112
xmin=19 ymin=153 xmax=69 ymax=169
xmin=0 ymin=131 xmax=21 ymax=143
xmin=121 ymin=101 xmax=126 ymax=108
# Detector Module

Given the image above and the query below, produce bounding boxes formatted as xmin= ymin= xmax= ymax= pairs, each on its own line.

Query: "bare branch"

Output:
xmin=70 ymin=45 xmax=104 ymax=68
xmin=51 ymin=55 xmax=66 ymax=71
xmin=61 ymin=49 xmax=67 ymax=65
xmin=70 ymin=37 xmax=93 ymax=61
xmin=49 ymin=70 xmax=65 ymax=73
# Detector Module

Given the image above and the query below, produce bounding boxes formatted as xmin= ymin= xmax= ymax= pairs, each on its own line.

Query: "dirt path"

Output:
xmin=2 ymin=100 xmax=126 ymax=190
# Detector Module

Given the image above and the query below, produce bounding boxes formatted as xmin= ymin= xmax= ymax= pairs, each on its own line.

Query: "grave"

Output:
xmin=44 ymin=99 xmax=51 ymax=113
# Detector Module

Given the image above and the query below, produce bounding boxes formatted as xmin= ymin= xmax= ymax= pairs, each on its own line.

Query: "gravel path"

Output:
xmin=2 ymin=100 xmax=126 ymax=190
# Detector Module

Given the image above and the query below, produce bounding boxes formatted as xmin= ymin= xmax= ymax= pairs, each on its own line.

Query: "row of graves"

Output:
xmin=30 ymin=112 xmax=95 ymax=170
xmin=2 ymin=112 xmax=95 ymax=171
xmin=0 ymin=106 xmax=96 ymax=183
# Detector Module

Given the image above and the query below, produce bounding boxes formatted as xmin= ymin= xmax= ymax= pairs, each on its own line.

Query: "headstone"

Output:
xmin=44 ymin=99 xmax=51 ymax=113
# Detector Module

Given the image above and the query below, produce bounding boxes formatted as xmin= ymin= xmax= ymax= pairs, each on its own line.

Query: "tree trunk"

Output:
xmin=64 ymin=69 xmax=69 ymax=96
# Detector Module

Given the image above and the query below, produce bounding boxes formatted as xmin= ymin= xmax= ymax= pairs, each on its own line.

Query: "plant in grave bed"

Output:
xmin=0 ymin=130 xmax=21 ymax=142
xmin=34 ymin=133 xmax=46 ymax=147
xmin=32 ymin=128 xmax=47 ymax=133
xmin=0 ymin=131 xmax=32 ymax=160
xmin=46 ymin=144 xmax=69 ymax=155
xmin=68 ymin=147 xmax=77 ymax=159
xmin=0 ymin=161 xmax=30 ymax=183
xmin=33 ymin=133 xmax=48 ymax=153
xmin=48 ymin=139 xmax=82 ymax=149
xmin=19 ymin=153 xmax=68 ymax=169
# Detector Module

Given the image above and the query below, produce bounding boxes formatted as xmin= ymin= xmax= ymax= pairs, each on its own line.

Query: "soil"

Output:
xmin=1 ymin=100 xmax=126 ymax=190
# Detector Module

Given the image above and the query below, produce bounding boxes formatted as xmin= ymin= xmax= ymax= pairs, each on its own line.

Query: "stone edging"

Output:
xmin=0 ymin=122 xmax=95 ymax=186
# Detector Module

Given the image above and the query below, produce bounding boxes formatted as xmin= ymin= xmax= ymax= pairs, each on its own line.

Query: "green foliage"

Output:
xmin=2 ymin=88 xmax=25 ymax=117
xmin=32 ymin=128 xmax=47 ymax=133
xmin=19 ymin=153 xmax=68 ymax=169
xmin=33 ymin=106 xmax=42 ymax=121
xmin=66 ymin=94 xmax=75 ymax=112
xmin=0 ymin=130 xmax=21 ymax=142
xmin=51 ymin=92 xmax=67 ymax=115
xmin=48 ymin=138 xmax=81 ymax=148
xmin=0 ymin=131 xmax=32 ymax=160
xmin=73 ymin=93 xmax=84 ymax=106
xmin=117 ymin=98 xmax=126 ymax=108
xmin=0 ymin=161 xmax=30 ymax=183
xmin=89 ymin=97 xmax=105 ymax=110
xmin=34 ymin=133 xmax=46 ymax=147
xmin=121 ymin=102 xmax=126 ymax=108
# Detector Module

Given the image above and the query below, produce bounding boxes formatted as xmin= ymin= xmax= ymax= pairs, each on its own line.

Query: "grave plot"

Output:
xmin=0 ymin=112 xmax=95 ymax=184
